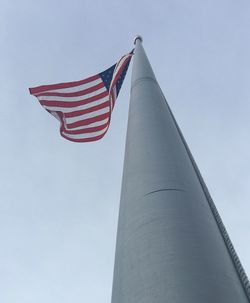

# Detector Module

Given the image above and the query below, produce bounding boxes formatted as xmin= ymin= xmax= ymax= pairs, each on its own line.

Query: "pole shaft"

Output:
xmin=111 ymin=39 xmax=249 ymax=303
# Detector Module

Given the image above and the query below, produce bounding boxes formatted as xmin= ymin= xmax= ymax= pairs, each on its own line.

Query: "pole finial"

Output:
xmin=134 ymin=35 xmax=143 ymax=45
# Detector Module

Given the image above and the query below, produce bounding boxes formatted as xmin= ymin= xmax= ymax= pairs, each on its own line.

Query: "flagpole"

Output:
xmin=111 ymin=36 xmax=250 ymax=303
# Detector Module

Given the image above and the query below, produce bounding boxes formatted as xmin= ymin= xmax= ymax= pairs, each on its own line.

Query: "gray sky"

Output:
xmin=0 ymin=0 xmax=250 ymax=302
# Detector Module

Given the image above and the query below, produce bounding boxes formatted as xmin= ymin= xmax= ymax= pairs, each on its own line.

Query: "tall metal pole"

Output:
xmin=111 ymin=37 xmax=250 ymax=303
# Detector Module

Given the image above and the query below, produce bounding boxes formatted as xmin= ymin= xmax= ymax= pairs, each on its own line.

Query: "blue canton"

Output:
xmin=99 ymin=61 xmax=130 ymax=97
xmin=99 ymin=65 xmax=116 ymax=91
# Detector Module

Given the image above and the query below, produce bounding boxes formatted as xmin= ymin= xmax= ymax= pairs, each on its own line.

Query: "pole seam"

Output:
xmin=131 ymin=77 xmax=157 ymax=91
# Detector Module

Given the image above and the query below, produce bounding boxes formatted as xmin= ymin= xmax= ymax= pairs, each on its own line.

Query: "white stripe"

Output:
xmin=109 ymin=55 xmax=130 ymax=94
xmin=50 ymin=111 xmax=60 ymax=121
xmin=112 ymin=55 xmax=130 ymax=80
xmin=62 ymin=125 xmax=109 ymax=140
xmin=42 ymin=95 xmax=109 ymax=113
xmin=37 ymin=86 xmax=107 ymax=102
xmin=65 ymin=107 xmax=110 ymax=124
xmin=64 ymin=118 xmax=109 ymax=131
xmin=110 ymin=86 xmax=117 ymax=110
xmin=39 ymin=78 xmax=102 ymax=94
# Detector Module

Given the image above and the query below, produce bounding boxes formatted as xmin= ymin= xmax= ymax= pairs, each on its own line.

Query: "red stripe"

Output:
xmin=66 ymin=112 xmax=110 ymax=129
xmin=29 ymin=74 xmax=100 ymax=95
xmin=59 ymin=112 xmax=110 ymax=142
xmin=36 ymin=82 xmax=104 ymax=97
xmin=64 ymin=101 xmax=110 ymax=118
xmin=60 ymin=132 xmax=107 ymax=143
xmin=40 ymin=91 xmax=109 ymax=108
xmin=62 ymin=122 xmax=109 ymax=135
xmin=108 ymin=88 xmax=117 ymax=110
xmin=111 ymin=56 xmax=131 ymax=90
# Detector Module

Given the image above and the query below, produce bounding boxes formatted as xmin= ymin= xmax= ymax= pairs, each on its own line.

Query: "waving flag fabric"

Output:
xmin=29 ymin=52 xmax=133 ymax=142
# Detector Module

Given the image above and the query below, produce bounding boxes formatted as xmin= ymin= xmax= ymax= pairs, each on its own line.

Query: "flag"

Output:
xmin=29 ymin=52 xmax=133 ymax=142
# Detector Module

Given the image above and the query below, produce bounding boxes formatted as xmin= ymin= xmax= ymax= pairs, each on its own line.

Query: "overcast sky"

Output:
xmin=0 ymin=0 xmax=250 ymax=302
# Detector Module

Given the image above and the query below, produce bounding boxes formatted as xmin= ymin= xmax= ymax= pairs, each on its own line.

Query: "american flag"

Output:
xmin=29 ymin=52 xmax=133 ymax=142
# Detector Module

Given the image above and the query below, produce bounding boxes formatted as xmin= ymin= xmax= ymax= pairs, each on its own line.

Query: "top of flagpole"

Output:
xmin=131 ymin=35 xmax=157 ymax=85
xmin=133 ymin=35 xmax=143 ymax=45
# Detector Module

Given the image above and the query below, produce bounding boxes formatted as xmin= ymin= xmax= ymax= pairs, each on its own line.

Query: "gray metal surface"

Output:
xmin=111 ymin=39 xmax=249 ymax=303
